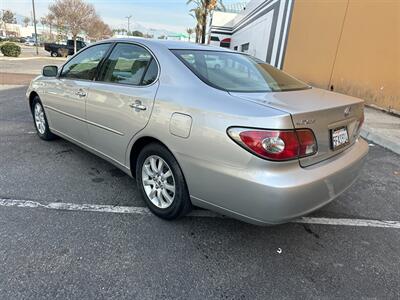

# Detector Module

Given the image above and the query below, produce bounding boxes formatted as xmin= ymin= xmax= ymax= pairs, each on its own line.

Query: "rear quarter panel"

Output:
xmin=126 ymin=47 xmax=296 ymax=204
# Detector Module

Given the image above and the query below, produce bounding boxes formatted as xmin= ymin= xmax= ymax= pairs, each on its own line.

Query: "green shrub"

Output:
xmin=0 ymin=42 xmax=21 ymax=57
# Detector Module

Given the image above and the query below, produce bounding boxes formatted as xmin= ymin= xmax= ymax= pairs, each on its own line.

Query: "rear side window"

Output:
xmin=172 ymin=50 xmax=309 ymax=92
xmin=99 ymin=43 xmax=157 ymax=86
xmin=60 ymin=43 xmax=110 ymax=80
xmin=142 ymin=59 xmax=158 ymax=85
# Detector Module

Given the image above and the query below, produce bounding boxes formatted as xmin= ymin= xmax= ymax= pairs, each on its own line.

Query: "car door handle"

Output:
xmin=129 ymin=101 xmax=147 ymax=111
xmin=75 ymin=89 xmax=87 ymax=97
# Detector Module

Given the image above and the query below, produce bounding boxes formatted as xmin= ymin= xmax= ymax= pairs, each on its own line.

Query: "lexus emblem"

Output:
xmin=344 ymin=106 xmax=351 ymax=117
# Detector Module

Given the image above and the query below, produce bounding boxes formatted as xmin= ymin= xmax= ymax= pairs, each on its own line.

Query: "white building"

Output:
xmin=209 ymin=0 xmax=294 ymax=69
xmin=0 ymin=23 xmax=43 ymax=38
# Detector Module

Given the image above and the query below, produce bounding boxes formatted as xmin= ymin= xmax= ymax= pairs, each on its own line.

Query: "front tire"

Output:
xmin=136 ymin=143 xmax=192 ymax=220
xmin=50 ymin=51 xmax=58 ymax=57
xmin=32 ymin=97 xmax=56 ymax=140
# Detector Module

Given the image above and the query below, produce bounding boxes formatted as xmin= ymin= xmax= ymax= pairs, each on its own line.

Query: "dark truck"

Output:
xmin=44 ymin=39 xmax=86 ymax=57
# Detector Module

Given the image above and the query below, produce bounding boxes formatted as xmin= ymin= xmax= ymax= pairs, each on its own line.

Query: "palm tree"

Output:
xmin=189 ymin=6 xmax=204 ymax=43
xmin=186 ymin=28 xmax=194 ymax=42
xmin=40 ymin=17 xmax=47 ymax=30
xmin=45 ymin=14 xmax=55 ymax=40
xmin=187 ymin=0 xmax=224 ymax=44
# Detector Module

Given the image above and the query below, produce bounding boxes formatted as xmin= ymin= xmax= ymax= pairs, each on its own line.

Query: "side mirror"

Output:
xmin=42 ymin=65 xmax=58 ymax=77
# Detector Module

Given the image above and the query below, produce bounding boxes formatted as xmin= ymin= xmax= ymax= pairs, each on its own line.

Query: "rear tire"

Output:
xmin=50 ymin=51 xmax=58 ymax=57
xmin=32 ymin=96 xmax=57 ymax=141
xmin=136 ymin=143 xmax=192 ymax=220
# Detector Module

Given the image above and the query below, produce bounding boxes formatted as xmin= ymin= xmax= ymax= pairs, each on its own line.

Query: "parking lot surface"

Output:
xmin=0 ymin=57 xmax=65 ymax=75
xmin=0 ymin=86 xmax=399 ymax=299
xmin=0 ymin=56 xmax=65 ymax=85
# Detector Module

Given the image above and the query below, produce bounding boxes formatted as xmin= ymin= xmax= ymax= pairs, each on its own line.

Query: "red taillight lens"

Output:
xmin=296 ymin=129 xmax=318 ymax=157
xmin=228 ymin=128 xmax=317 ymax=161
xmin=238 ymin=130 xmax=299 ymax=160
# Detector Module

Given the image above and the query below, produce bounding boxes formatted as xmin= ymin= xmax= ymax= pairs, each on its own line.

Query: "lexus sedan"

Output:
xmin=26 ymin=38 xmax=368 ymax=225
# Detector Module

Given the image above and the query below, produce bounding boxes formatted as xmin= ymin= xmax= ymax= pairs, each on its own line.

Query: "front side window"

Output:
xmin=60 ymin=43 xmax=110 ymax=80
xmin=99 ymin=43 xmax=156 ymax=86
xmin=172 ymin=50 xmax=310 ymax=92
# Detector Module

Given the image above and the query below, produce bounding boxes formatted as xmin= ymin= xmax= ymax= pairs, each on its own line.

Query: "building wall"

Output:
xmin=283 ymin=0 xmax=400 ymax=113
xmin=209 ymin=0 xmax=294 ymax=68
xmin=0 ymin=23 xmax=43 ymax=38
xmin=230 ymin=9 xmax=275 ymax=59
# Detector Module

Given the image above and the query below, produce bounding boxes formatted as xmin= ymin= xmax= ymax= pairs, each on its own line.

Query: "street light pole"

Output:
xmin=125 ymin=15 xmax=132 ymax=35
xmin=31 ymin=0 xmax=38 ymax=55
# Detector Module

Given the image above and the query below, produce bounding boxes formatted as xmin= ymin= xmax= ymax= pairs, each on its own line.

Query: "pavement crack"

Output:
xmin=303 ymin=224 xmax=320 ymax=239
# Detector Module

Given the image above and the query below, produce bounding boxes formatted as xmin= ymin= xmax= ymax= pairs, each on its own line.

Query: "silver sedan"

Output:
xmin=26 ymin=38 xmax=368 ymax=225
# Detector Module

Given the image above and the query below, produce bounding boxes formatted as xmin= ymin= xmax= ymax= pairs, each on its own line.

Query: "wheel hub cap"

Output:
xmin=141 ymin=155 xmax=175 ymax=209
xmin=34 ymin=103 xmax=46 ymax=134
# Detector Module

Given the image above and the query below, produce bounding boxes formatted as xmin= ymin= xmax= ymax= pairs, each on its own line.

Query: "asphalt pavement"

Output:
xmin=0 ymin=86 xmax=399 ymax=299
xmin=0 ymin=57 xmax=65 ymax=75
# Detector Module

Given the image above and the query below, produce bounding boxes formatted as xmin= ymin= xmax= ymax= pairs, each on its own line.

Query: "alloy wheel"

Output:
xmin=141 ymin=155 xmax=176 ymax=209
xmin=34 ymin=103 xmax=46 ymax=135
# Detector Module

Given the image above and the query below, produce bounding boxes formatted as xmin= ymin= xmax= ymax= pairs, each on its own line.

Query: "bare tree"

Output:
xmin=86 ymin=16 xmax=112 ymax=41
xmin=23 ymin=17 xmax=30 ymax=27
xmin=1 ymin=10 xmax=16 ymax=36
xmin=1 ymin=10 xmax=16 ymax=24
xmin=49 ymin=0 xmax=96 ymax=53
xmin=45 ymin=14 xmax=55 ymax=39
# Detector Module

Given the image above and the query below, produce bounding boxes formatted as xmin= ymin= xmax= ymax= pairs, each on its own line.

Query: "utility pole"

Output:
xmin=32 ymin=0 xmax=38 ymax=55
xmin=125 ymin=15 xmax=132 ymax=35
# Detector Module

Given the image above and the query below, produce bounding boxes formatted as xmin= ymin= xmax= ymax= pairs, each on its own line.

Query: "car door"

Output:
xmin=86 ymin=42 xmax=159 ymax=166
xmin=44 ymin=43 xmax=111 ymax=144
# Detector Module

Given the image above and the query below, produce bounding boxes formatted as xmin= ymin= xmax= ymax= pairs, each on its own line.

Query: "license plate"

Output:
xmin=331 ymin=126 xmax=349 ymax=150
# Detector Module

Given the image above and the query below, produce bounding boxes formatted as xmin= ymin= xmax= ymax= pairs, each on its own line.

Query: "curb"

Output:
xmin=0 ymin=84 xmax=25 ymax=91
xmin=360 ymin=128 xmax=400 ymax=155
xmin=0 ymin=56 xmax=65 ymax=61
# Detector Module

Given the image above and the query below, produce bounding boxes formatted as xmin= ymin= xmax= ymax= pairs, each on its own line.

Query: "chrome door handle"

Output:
xmin=129 ymin=101 xmax=147 ymax=111
xmin=75 ymin=89 xmax=87 ymax=97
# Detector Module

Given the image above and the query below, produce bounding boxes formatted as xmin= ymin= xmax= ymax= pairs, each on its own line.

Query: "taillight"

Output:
xmin=227 ymin=127 xmax=317 ymax=161
xmin=296 ymin=129 xmax=318 ymax=157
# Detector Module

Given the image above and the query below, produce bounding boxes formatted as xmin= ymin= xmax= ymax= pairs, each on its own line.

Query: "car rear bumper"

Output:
xmin=189 ymin=138 xmax=369 ymax=225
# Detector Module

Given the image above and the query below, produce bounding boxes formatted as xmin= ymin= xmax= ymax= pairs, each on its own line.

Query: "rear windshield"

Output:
xmin=172 ymin=50 xmax=310 ymax=92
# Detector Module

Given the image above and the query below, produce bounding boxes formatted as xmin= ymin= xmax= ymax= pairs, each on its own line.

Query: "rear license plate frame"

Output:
xmin=330 ymin=126 xmax=350 ymax=151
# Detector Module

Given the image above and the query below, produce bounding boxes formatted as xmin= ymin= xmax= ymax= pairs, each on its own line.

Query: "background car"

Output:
xmin=44 ymin=39 xmax=86 ymax=57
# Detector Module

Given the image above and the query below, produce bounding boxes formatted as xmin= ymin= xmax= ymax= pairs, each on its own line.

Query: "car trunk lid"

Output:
xmin=230 ymin=88 xmax=364 ymax=167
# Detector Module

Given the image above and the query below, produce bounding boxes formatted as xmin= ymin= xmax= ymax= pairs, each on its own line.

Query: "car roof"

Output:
xmin=98 ymin=37 xmax=234 ymax=52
